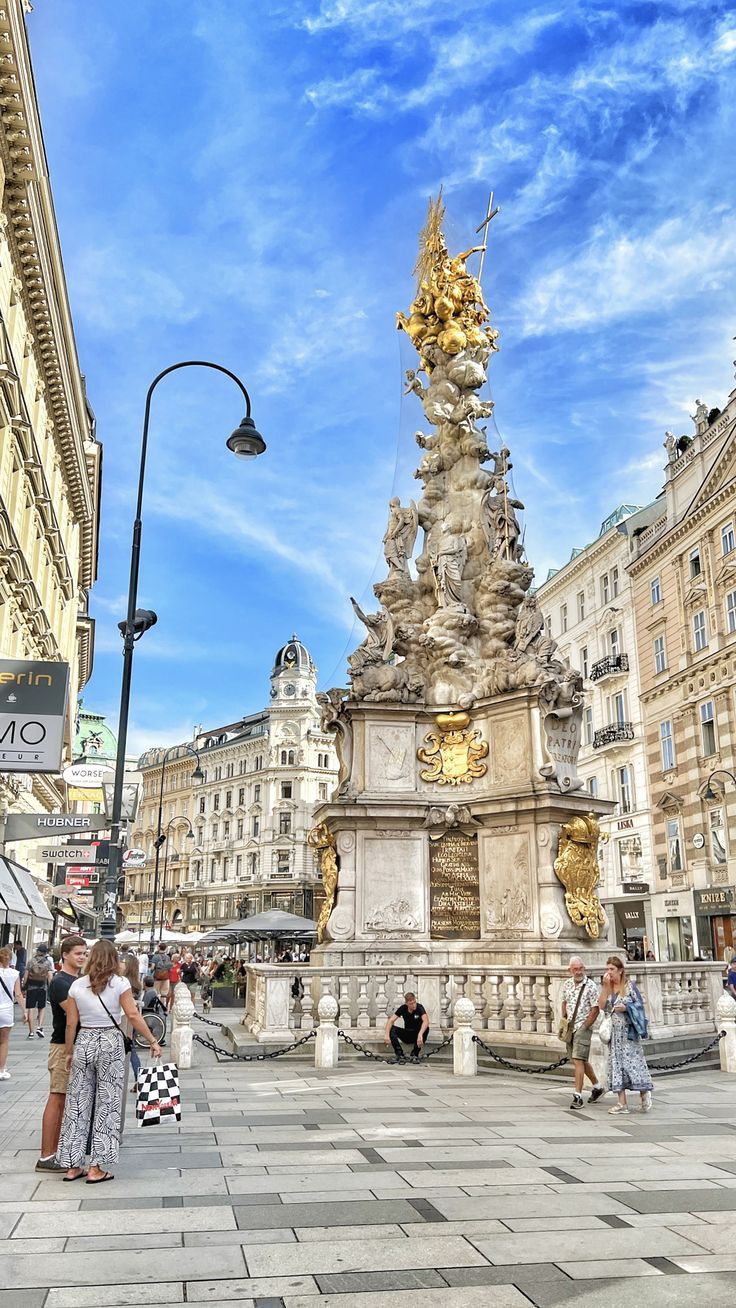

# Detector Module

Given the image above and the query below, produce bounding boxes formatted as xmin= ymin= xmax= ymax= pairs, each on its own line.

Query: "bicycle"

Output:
xmin=133 ymin=1001 xmax=167 ymax=1050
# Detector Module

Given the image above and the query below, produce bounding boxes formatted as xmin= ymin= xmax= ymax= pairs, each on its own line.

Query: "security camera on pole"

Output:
xmin=100 ymin=361 xmax=266 ymax=941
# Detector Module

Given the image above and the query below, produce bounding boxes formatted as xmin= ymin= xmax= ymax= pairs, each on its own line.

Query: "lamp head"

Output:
xmin=186 ymin=828 xmax=195 ymax=840
xmin=703 ymin=782 xmax=716 ymax=801
xmin=191 ymin=763 xmax=204 ymax=783
xmin=226 ymin=416 xmax=266 ymax=459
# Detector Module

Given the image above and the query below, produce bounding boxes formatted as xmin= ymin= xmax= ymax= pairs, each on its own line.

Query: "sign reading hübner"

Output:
xmin=0 ymin=659 xmax=70 ymax=774
xmin=429 ymin=831 xmax=480 ymax=939
xmin=3 ymin=813 xmax=109 ymax=841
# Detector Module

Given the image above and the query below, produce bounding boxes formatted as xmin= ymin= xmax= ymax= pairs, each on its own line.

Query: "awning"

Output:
xmin=0 ymin=856 xmax=33 ymax=927
xmin=2 ymin=857 xmax=54 ymax=928
xmin=49 ymin=887 xmax=99 ymax=924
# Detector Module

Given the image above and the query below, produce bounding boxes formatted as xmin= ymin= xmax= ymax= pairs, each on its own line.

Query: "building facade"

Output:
xmin=0 ymin=3 xmax=100 ymax=890
xmin=628 ymin=386 xmax=736 ymax=962
xmin=120 ymin=638 xmax=338 ymax=935
xmin=537 ymin=505 xmax=656 ymax=958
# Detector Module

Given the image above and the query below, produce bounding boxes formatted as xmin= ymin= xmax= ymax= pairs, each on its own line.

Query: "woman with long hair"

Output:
xmin=56 ymin=939 xmax=162 ymax=1183
xmin=0 ymin=944 xmax=27 ymax=1078
xmin=599 ymin=954 xmax=653 ymax=1115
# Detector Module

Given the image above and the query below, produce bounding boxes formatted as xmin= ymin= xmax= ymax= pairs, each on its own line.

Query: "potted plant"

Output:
xmin=211 ymin=962 xmax=236 ymax=1007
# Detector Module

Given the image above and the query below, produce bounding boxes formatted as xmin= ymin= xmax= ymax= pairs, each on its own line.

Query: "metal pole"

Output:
xmin=100 ymin=360 xmax=255 ymax=942
xmin=149 ymin=752 xmax=168 ymax=957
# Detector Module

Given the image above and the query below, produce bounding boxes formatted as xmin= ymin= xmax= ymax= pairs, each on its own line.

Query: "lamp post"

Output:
xmin=100 ymin=360 xmax=266 ymax=942
xmin=150 ymin=749 xmax=201 ymax=955
xmin=157 ymin=815 xmax=194 ymax=942
xmin=702 ymin=769 xmax=736 ymax=801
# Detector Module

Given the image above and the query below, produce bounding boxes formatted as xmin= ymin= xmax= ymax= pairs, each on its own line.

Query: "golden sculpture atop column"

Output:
xmin=308 ymin=822 xmax=339 ymax=942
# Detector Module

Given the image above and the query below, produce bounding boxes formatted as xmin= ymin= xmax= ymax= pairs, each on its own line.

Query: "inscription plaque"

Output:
xmin=429 ymin=831 xmax=480 ymax=939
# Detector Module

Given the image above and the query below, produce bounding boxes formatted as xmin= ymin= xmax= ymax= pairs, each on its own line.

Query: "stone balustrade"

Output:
xmin=242 ymin=960 xmax=725 ymax=1046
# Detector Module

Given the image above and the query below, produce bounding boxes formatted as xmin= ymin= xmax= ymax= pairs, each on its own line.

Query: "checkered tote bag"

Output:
xmin=135 ymin=1062 xmax=181 ymax=1127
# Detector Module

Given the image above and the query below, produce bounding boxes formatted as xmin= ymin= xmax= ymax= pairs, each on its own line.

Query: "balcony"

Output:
xmin=593 ymin=721 xmax=635 ymax=749
xmin=590 ymin=653 xmax=629 ymax=682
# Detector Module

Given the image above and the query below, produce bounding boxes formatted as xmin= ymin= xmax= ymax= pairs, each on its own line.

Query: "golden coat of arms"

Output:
xmin=553 ymin=813 xmax=607 ymax=939
xmin=418 ymin=711 xmax=488 ymax=786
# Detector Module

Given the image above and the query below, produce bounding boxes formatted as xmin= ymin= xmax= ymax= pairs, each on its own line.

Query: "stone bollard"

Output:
xmin=716 ymin=991 xmax=736 ymax=1074
xmin=170 ymin=981 xmax=195 ymax=1069
xmin=453 ymin=997 xmax=477 ymax=1076
xmin=315 ymin=994 xmax=339 ymax=1069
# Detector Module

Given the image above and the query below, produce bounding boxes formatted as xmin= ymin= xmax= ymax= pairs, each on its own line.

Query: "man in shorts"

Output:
xmin=384 ymin=991 xmax=429 ymax=1063
xmin=23 ymin=944 xmax=54 ymax=1038
xmin=36 ymin=935 xmax=87 ymax=1171
xmin=561 ymin=956 xmax=606 ymax=1111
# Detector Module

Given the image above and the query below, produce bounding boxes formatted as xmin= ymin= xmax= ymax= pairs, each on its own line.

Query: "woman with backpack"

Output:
xmin=23 ymin=944 xmax=54 ymax=1039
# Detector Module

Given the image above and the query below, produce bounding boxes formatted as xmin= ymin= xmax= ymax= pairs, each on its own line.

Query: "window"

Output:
xmin=288 ymin=749 xmax=295 ymax=765
xmin=611 ymin=565 xmax=619 ymax=598
xmin=198 ymin=797 xmax=205 ymax=815
xmin=722 ymin=522 xmax=735 ymax=555
xmin=223 ymin=856 xmax=230 ymax=879
xmin=601 ymin=573 xmax=610 ymax=605
xmin=238 ymin=787 xmax=245 ymax=805
xmin=576 ymin=590 xmax=585 ymax=622
xmin=610 ymin=628 xmax=620 ymax=656
xmin=280 ymin=749 xmax=287 ymax=765
xmin=239 ymin=759 xmax=246 ymax=774
xmin=212 ymin=822 xmax=218 ymax=840
xmin=584 ymin=706 xmax=593 ymax=745
xmin=196 ymin=827 xmax=203 ymax=845
xmin=650 ymin=575 xmax=661 ymax=605
xmin=615 ymin=764 xmax=633 ymax=814
xmin=225 ymin=789 xmax=232 ymax=808
xmin=587 ymin=776 xmax=598 ymax=798
xmin=254 ymin=754 xmax=263 ymax=770
xmin=654 ymin=634 xmax=667 ymax=674
xmin=213 ymin=794 xmax=220 ymax=811
xmin=700 ymin=700 xmax=716 ymax=756
xmin=726 ymin=591 xmax=736 ymax=633
xmin=612 ymin=691 xmax=626 ymax=725
xmin=226 ymin=763 xmax=234 ymax=779
xmin=252 ymin=816 xmax=260 ymax=837
xmin=660 ymin=719 xmax=675 ymax=770
xmin=666 ymin=817 xmax=683 ymax=873
xmin=276 ymin=852 xmax=290 ymax=877
xmin=689 ymin=548 xmax=701 ymax=578
xmin=237 ymin=819 xmax=243 ymax=839
xmin=560 ymin=603 xmax=568 ymax=634
xmin=709 ymin=806 xmax=727 ymax=864
xmin=236 ymin=855 xmax=242 ymax=876
xmin=254 ymin=784 xmax=261 ymax=803
xmin=214 ymin=766 xmax=222 ymax=781
xmin=209 ymin=859 xmax=217 ymax=884
xmin=544 ymin=616 xmax=552 ymax=639
xmin=318 ymin=783 xmax=328 ymax=800
xmin=693 ymin=609 xmax=708 ymax=651
xmin=580 ymin=645 xmax=589 ymax=679
xmin=223 ymin=820 xmax=230 ymax=837
xmin=279 ymin=812 xmax=292 ymax=835
xmin=281 ymin=782 xmax=292 ymax=799
xmin=618 ymin=835 xmax=643 ymax=880
xmin=248 ymin=852 xmax=258 ymax=876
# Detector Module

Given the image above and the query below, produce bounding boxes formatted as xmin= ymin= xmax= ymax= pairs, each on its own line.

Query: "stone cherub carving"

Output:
xmin=383 ymin=498 xmax=418 ymax=576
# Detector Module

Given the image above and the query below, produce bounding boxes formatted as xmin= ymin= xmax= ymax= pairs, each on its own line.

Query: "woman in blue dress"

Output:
xmin=599 ymin=955 xmax=653 ymax=1115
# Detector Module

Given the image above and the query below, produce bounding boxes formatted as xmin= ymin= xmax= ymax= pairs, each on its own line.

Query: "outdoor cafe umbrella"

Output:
xmin=223 ymin=909 xmax=317 ymax=940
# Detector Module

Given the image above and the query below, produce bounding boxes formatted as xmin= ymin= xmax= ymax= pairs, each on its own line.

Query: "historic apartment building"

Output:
xmin=537 ymin=504 xmax=656 ymax=958
xmin=0 ymin=3 xmax=100 ymax=872
xmin=628 ymin=386 xmax=736 ymax=962
xmin=120 ymin=638 xmax=338 ymax=934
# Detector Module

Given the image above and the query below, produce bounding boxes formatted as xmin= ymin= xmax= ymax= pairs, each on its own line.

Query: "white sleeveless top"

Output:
xmin=70 ymin=974 xmax=131 ymax=1027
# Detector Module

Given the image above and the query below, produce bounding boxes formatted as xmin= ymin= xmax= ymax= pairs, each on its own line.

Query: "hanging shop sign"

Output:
xmin=694 ymin=887 xmax=735 ymax=915
xmin=123 ymin=848 xmax=147 ymax=868
xmin=62 ymin=763 xmax=114 ymax=788
xmin=0 ymin=659 xmax=70 ymax=774
xmin=2 ymin=813 xmax=109 ymax=841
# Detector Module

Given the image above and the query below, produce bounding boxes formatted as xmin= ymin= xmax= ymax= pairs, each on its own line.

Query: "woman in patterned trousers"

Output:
xmin=57 ymin=940 xmax=161 ymax=1183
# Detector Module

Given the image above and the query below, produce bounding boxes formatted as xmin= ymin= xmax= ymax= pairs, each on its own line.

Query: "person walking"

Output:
xmin=56 ymin=940 xmax=162 ymax=1183
xmin=150 ymin=942 xmax=172 ymax=1000
xmin=384 ymin=992 xmax=429 ymax=1063
xmin=12 ymin=939 xmax=27 ymax=986
xmin=560 ymin=956 xmax=606 ymax=1111
xmin=23 ymin=944 xmax=54 ymax=1039
xmin=36 ymin=935 xmax=88 ymax=1170
xmin=180 ymin=950 xmax=199 ymax=999
xmin=0 ymin=945 xmax=27 ymax=1078
xmin=599 ymin=954 xmax=653 ymax=1115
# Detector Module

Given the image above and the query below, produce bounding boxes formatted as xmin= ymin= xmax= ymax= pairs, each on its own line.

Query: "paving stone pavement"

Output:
xmin=1 ymin=1020 xmax=736 ymax=1305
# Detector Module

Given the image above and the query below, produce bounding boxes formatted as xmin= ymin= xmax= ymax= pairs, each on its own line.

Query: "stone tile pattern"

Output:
xmin=2 ymin=1023 xmax=736 ymax=1305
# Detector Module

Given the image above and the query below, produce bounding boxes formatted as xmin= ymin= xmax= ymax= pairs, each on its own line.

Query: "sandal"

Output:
xmin=86 ymin=1171 xmax=114 ymax=1184
xmin=62 ymin=1169 xmax=88 ymax=1182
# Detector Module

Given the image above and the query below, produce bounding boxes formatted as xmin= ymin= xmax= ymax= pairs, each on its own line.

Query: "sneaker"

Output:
xmin=640 ymin=1091 xmax=653 ymax=1113
xmin=26 ymin=1031 xmax=35 ymax=1040
xmin=36 ymin=1030 xmax=45 ymax=1039
xmin=0 ymin=1069 xmax=10 ymax=1080
xmin=570 ymin=1094 xmax=584 ymax=1111
xmin=409 ymin=1054 xmax=419 ymax=1063
xmin=589 ymin=1086 xmax=606 ymax=1103
xmin=395 ymin=1055 xmax=406 ymax=1065
xmin=608 ymin=1104 xmax=630 ymax=1115
xmin=35 ymin=1157 xmax=64 ymax=1172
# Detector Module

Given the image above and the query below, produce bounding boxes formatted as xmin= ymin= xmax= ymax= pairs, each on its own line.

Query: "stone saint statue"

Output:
xmin=383 ymin=498 xmax=418 ymax=576
xmin=663 ymin=430 xmax=677 ymax=461
xmin=481 ymin=488 xmax=524 ymax=560
xmin=514 ymin=593 xmax=545 ymax=653
xmin=692 ymin=399 xmax=709 ymax=434
xmin=431 ymin=523 xmax=467 ymax=609
xmin=349 ymin=597 xmax=394 ymax=669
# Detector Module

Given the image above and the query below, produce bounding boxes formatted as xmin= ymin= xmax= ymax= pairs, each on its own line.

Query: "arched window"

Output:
xmin=287 ymin=750 xmax=295 ymax=765
xmin=280 ymin=750 xmax=287 ymax=765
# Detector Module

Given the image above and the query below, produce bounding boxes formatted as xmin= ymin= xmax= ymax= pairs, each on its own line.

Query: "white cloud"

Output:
xmin=518 ymin=212 xmax=736 ymax=337
xmin=305 ymin=66 xmax=390 ymax=114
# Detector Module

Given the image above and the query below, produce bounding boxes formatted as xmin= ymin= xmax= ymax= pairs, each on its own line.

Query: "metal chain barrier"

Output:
xmin=338 ymin=1030 xmax=453 ymax=1064
xmin=192 ymin=1029 xmax=317 ymax=1062
xmin=648 ymin=1029 xmax=725 ymax=1074
xmin=193 ymin=1010 xmax=227 ymax=1028
xmin=472 ymin=1034 xmax=570 ymax=1074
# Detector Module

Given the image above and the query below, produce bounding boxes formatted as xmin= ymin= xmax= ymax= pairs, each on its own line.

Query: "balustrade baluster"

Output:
xmin=502 ymin=974 xmax=522 ymax=1031
xmin=356 ymin=976 xmax=370 ymax=1028
xmin=487 ymin=973 xmax=503 ymax=1030
xmin=469 ymin=974 xmax=484 ymax=1030
xmin=519 ymin=975 xmax=535 ymax=1033
xmin=338 ymin=974 xmax=351 ymax=1028
xmin=300 ymin=980 xmax=315 ymax=1031
xmin=535 ymin=976 xmax=553 ymax=1034
xmin=375 ymin=974 xmax=388 ymax=1025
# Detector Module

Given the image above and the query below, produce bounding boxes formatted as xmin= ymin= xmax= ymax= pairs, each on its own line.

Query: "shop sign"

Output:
xmin=617 ymin=818 xmax=634 ymax=830
xmin=123 ymin=848 xmax=147 ymax=868
xmin=694 ymin=887 xmax=735 ymax=915
xmin=65 ymin=871 xmax=99 ymax=887
xmin=40 ymin=845 xmax=99 ymax=864
xmin=664 ymin=896 xmax=682 ymax=915
xmin=623 ymin=881 xmax=649 ymax=894
xmin=0 ymin=659 xmax=70 ymax=773
xmin=62 ymin=763 xmax=114 ymax=788
xmin=3 ymin=813 xmax=108 ymax=841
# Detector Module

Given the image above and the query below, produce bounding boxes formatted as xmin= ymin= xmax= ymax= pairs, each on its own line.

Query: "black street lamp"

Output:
xmin=101 ymin=361 xmax=265 ymax=941
xmin=702 ymin=769 xmax=736 ymax=801
xmin=149 ymin=749 xmax=200 ymax=954
xmin=156 ymin=814 xmax=194 ymax=944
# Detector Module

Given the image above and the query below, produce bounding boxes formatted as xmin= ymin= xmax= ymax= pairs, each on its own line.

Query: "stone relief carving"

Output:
xmin=482 ymin=833 xmax=533 ymax=934
xmin=365 ymin=898 xmax=421 ymax=932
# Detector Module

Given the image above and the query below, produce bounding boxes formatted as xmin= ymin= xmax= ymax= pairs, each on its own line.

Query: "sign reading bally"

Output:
xmin=0 ymin=659 xmax=70 ymax=774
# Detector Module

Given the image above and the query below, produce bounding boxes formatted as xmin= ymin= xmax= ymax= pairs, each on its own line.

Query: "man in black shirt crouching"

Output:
xmin=385 ymin=991 xmax=429 ymax=1063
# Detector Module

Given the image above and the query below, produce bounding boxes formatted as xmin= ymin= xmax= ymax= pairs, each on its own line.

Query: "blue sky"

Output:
xmin=29 ymin=0 xmax=736 ymax=752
